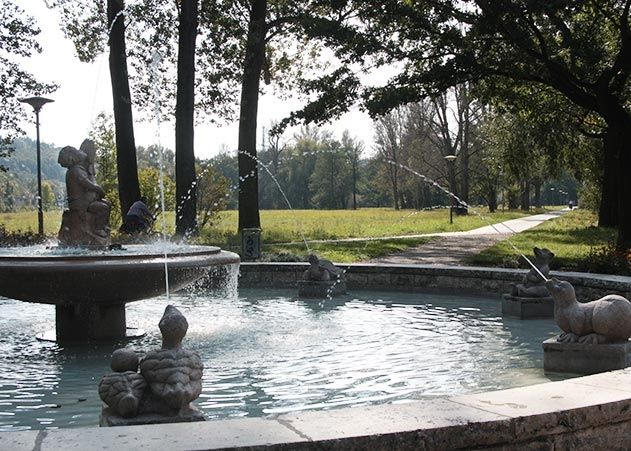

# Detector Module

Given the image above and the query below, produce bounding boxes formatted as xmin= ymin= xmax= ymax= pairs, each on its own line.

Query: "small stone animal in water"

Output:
xmin=545 ymin=278 xmax=631 ymax=344
xmin=98 ymin=348 xmax=147 ymax=418
xmin=511 ymin=247 xmax=554 ymax=297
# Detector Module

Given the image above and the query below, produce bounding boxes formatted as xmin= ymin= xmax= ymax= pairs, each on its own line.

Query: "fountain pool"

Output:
xmin=0 ymin=285 xmax=569 ymax=432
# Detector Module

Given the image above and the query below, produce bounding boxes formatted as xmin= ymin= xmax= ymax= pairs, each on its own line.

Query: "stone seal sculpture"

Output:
xmin=511 ymin=247 xmax=554 ymax=297
xmin=99 ymin=305 xmax=205 ymax=426
xmin=545 ymin=278 xmax=631 ymax=344
xmin=298 ymin=254 xmax=346 ymax=298
xmin=58 ymin=139 xmax=111 ymax=248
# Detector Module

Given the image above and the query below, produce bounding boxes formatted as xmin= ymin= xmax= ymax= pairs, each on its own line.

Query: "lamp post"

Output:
xmin=444 ymin=154 xmax=457 ymax=224
xmin=19 ymin=96 xmax=54 ymax=236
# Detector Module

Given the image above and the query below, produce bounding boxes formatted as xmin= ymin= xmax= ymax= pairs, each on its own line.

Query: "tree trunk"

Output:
xmin=611 ymin=115 xmax=631 ymax=250
xmin=520 ymin=180 xmax=530 ymax=211
xmin=487 ymin=187 xmax=497 ymax=213
xmin=237 ymin=0 xmax=266 ymax=231
xmin=175 ymin=0 xmax=199 ymax=237
xmin=107 ymin=0 xmax=140 ymax=216
xmin=533 ymin=179 xmax=542 ymax=208
xmin=598 ymin=130 xmax=618 ymax=227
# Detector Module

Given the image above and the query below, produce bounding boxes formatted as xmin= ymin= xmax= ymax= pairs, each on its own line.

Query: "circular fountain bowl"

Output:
xmin=0 ymin=244 xmax=240 ymax=341
xmin=0 ymin=244 xmax=240 ymax=305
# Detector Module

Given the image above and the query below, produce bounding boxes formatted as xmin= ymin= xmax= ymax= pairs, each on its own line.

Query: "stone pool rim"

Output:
xmin=2 ymin=263 xmax=631 ymax=450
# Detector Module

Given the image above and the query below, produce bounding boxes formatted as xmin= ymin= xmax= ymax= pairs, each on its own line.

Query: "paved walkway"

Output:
xmin=370 ymin=210 xmax=566 ymax=265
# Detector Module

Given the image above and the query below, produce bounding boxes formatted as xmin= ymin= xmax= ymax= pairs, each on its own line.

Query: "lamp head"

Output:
xmin=19 ymin=96 xmax=54 ymax=113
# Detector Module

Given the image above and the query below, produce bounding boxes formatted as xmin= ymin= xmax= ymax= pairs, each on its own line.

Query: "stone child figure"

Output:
xmin=511 ymin=247 xmax=554 ymax=297
xmin=303 ymin=254 xmax=344 ymax=282
xmin=545 ymin=278 xmax=631 ymax=344
xmin=58 ymin=139 xmax=111 ymax=247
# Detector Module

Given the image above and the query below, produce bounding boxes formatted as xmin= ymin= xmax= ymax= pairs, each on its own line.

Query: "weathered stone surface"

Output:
xmin=510 ymin=247 xmax=554 ymax=298
xmin=100 ymin=305 xmax=205 ymax=426
xmin=546 ymin=278 xmax=631 ymax=344
xmin=100 ymin=405 xmax=205 ymax=427
xmin=502 ymin=294 xmax=554 ymax=319
xmin=543 ymin=337 xmax=631 ymax=374
xmin=57 ymin=139 xmax=111 ymax=248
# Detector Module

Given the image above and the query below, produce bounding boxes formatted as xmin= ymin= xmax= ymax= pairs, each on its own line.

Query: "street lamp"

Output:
xmin=19 ymin=96 xmax=54 ymax=236
xmin=444 ymin=154 xmax=457 ymax=224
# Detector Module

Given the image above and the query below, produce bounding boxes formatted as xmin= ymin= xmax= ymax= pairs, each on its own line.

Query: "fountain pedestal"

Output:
xmin=543 ymin=337 xmax=631 ymax=374
xmin=502 ymin=294 xmax=554 ymax=319
xmin=54 ymin=304 xmax=137 ymax=341
xmin=0 ymin=245 xmax=240 ymax=342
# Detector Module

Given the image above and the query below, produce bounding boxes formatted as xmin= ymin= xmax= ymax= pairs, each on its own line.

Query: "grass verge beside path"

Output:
xmin=202 ymin=207 xmax=553 ymax=246
xmin=465 ymin=209 xmax=616 ymax=270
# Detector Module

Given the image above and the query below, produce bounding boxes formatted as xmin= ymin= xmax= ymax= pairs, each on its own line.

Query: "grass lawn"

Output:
xmin=1 ymin=206 xmax=561 ymax=264
xmin=465 ymin=209 xmax=617 ymax=270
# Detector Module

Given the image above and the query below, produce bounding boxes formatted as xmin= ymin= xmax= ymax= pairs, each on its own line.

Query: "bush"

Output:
xmin=577 ymin=242 xmax=631 ymax=275
xmin=0 ymin=224 xmax=45 ymax=246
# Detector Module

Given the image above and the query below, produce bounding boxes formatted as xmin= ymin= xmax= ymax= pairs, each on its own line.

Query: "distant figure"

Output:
xmin=120 ymin=197 xmax=154 ymax=234
xmin=568 ymin=200 xmax=574 ymax=210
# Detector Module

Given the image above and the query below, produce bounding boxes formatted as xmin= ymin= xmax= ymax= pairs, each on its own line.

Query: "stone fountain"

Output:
xmin=0 ymin=139 xmax=239 ymax=341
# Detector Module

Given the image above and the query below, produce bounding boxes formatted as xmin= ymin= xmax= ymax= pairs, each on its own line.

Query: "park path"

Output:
xmin=369 ymin=210 xmax=566 ymax=265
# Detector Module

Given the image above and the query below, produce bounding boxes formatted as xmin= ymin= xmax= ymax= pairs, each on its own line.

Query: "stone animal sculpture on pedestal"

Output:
xmin=545 ymin=278 xmax=631 ymax=344
xmin=99 ymin=305 xmax=204 ymax=425
xmin=58 ymin=139 xmax=111 ymax=248
xmin=303 ymin=254 xmax=344 ymax=282
xmin=511 ymin=247 xmax=554 ymax=297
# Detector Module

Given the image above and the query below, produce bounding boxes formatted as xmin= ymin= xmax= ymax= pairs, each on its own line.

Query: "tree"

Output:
xmin=196 ymin=161 xmax=229 ymax=230
xmin=309 ymin=136 xmax=351 ymax=209
xmin=175 ymin=0 xmax=199 ymax=237
xmin=341 ymin=130 xmax=363 ymax=210
xmin=52 ymin=0 xmax=141 ymax=215
xmin=374 ymin=108 xmax=407 ymax=209
xmin=0 ymin=1 xmax=56 ymax=168
xmin=90 ymin=113 xmax=122 ymax=225
xmin=297 ymin=0 xmax=631 ymax=249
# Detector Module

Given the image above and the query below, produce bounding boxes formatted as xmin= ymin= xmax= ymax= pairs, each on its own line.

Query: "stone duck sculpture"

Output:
xmin=303 ymin=254 xmax=344 ymax=282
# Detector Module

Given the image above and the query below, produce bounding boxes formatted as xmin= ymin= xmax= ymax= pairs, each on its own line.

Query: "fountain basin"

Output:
xmin=0 ymin=244 xmax=240 ymax=341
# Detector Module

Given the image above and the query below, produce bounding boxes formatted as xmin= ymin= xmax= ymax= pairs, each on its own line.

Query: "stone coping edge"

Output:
xmin=239 ymin=262 xmax=631 ymax=299
xmin=2 ymin=368 xmax=631 ymax=450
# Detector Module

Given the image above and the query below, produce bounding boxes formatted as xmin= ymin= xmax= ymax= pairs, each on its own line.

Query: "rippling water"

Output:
xmin=0 ymin=288 xmax=564 ymax=431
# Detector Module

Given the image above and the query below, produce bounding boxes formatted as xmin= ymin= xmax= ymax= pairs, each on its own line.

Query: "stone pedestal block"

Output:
xmin=502 ymin=294 xmax=554 ymax=319
xmin=543 ymin=336 xmax=631 ymax=374
xmin=100 ymin=405 xmax=205 ymax=427
xmin=298 ymin=280 xmax=346 ymax=298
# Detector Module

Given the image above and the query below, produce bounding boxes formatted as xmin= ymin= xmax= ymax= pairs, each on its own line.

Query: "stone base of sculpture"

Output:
xmin=100 ymin=404 xmax=205 ymax=427
xmin=58 ymin=209 xmax=109 ymax=249
xmin=502 ymin=294 xmax=554 ymax=319
xmin=543 ymin=337 xmax=631 ymax=374
xmin=298 ymin=280 xmax=346 ymax=298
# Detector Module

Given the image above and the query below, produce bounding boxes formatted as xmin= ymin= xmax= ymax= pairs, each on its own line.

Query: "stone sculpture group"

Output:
xmin=58 ymin=139 xmax=111 ymax=248
xmin=99 ymin=305 xmax=205 ymax=425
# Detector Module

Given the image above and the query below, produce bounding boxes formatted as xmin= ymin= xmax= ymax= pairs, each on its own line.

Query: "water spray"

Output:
xmin=387 ymin=160 xmax=549 ymax=282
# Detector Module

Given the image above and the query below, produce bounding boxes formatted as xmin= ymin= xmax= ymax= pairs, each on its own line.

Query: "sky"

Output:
xmin=17 ymin=1 xmax=376 ymax=159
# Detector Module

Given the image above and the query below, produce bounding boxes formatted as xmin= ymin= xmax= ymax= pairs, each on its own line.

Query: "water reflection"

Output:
xmin=0 ymin=289 xmax=565 ymax=430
